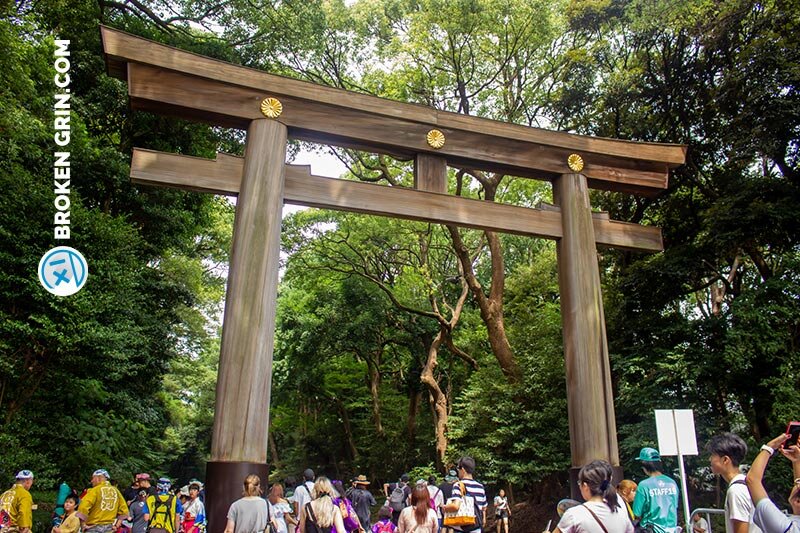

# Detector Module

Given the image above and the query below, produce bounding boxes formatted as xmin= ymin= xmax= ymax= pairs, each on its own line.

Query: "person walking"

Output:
xmin=493 ymin=490 xmax=510 ymax=533
xmin=126 ymin=490 xmax=150 ymax=533
xmin=709 ymin=433 xmax=762 ymax=533
xmin=0 ymin=470 xmax=35 ymax=533
xmin=77 ymin=469 xmax=129 ymax=533
xmin=547 ymin=461 xmax=632 ymax=533
xmin=616 ymin=481 xmax=637 ymax=524
xmin=331 ymin=481 xmax=361 ymax=533
xmin=182 ymin=483 xmax=205 ymax=533
xmin=146 ymin=478 xmax=182 ymax=533
xmin=443 ymin=457 xmax=487 ymax=533
xmin=295 ymin=470 xmax=316 ymax=521
xmin=269 ymin=483 xmax=297 ymax=533
xmin=350 ymin=476 xmax=376 ymax=532
xmin=384 ymin=475 xmax=412 ymax=526
xmin=398 ymin=485 xmax=438 ymax=533
xmin=631 ymin=448 xmax=679 ymax=533
xmin=224 ymin=474 xmax=270 ymax=533
xmin=298 ymin=477 xmax=346 ymax=533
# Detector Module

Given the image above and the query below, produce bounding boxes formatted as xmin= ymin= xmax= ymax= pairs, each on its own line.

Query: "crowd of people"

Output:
xmin=2 ymin=433 xmax=799 ymax=533
xmin=545 ymin=432 xmax=800 ymax=533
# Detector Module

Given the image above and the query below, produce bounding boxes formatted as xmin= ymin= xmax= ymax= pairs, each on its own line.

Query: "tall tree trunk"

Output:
xmin=268 ymin=430 xmax=280 ymax=468
xmin=446 ymin=224 xmax=520 ymax=382
xmin=336 ymin=398 xmax=359 ymax=460
xmin=367 ymin=356 xmax=384 ymax=435
xmin=420 ymin=330 xmax=448 ymax=470
xmin=407 ymin=388 xmax=422 ymax=450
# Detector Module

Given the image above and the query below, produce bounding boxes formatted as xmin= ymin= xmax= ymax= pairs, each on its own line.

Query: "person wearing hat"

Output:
xmin=77 ymin=469 xmax=129 ymax=533
xmin=350 ymin=475 xmax=376 ymax=531
xmin=384 ymin=474 xmax=412 ymax=526
xmin=145 ymin=478 xmax=183 ymax=533
xmin=631 ymin=448 xmax=679 ymax=533
xmin=437 ymin=471 xmax=458 ymax=533
xmin=0 ymin=470 xmax=35 ymax=533
xmin=293 ymin=469 xmax=315 ymax=520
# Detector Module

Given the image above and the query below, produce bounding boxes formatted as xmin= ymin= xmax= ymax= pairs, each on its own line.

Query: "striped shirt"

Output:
xmin=451 ymin=479 xmax=487 ymax=532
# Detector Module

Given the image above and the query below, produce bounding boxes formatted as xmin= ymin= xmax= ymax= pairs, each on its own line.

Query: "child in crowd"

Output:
xmin=52 ymin=495 xmax=80 ymax=533
xmin=372 ymin=506 xmax=396 ymax=533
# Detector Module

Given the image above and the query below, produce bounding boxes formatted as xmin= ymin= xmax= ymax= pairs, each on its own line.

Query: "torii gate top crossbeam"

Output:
xmin=101 ymin=26 xmax=686 ymax=196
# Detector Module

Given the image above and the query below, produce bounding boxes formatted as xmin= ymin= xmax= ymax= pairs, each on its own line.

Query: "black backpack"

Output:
xmin=304 ymin=503 xmax=333 ymax=533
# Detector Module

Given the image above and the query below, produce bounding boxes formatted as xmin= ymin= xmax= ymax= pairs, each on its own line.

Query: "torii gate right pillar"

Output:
xmin=554 ymin=173 xmax=622 ymax=498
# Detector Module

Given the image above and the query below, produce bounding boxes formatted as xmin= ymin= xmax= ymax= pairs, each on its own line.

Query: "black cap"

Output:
xmin=400 ymin=474 xmax=410 ymax=482
xmin=303 ymin=468 xmax=315 ymax=481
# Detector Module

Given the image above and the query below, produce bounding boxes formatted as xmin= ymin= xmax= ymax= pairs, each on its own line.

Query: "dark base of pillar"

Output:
xmin=206 ymin=461 xmax=269 ymax=533
xmin=569 ymin=465 xmax=625 ymax=500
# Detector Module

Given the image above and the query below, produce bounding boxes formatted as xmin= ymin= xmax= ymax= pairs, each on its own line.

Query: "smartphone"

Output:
xmin=784 ymin=421 xmax=800 ymax=448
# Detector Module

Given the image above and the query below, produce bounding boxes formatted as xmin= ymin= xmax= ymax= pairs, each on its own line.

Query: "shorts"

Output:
xmin=86 ymin=524 xmax=115 ymax=533
xmin=496 ymin=510 xmax=508 ymax=520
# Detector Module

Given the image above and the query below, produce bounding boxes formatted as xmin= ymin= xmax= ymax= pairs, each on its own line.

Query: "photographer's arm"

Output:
xmin=746 ymin=434 xmax=789 ymax=504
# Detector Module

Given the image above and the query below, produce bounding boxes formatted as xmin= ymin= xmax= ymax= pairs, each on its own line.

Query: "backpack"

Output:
xmin=147 ymin=494 xmax=175 ymax=533
xmin=429 ymin=488 xmax=440 ymax=511
xmin=305 ymin=503 xmax=333 ymax=533
xmin=389 ymin=485 xmax=406 ymax=512
xmin=374 ymin=521 xmax=394 ymax=533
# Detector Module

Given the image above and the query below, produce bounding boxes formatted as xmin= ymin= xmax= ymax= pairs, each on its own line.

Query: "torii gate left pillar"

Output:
xmin=205 ymin=119 xmax=287 ymax=531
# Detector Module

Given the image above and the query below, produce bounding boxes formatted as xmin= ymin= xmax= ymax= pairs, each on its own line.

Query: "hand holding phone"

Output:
xmin=783 ymin=421 xmax=800 ymax=449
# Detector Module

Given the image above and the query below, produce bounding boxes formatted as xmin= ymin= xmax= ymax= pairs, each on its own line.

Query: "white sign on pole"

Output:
xmin=653 ymin=409 xmax=698 ymax=533
xmin=655 ymin=409 xmax=698 ymax=456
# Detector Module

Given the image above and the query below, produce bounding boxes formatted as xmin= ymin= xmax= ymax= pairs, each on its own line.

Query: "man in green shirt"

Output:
xmin=632 ymin=448 xmax=679 ymax=533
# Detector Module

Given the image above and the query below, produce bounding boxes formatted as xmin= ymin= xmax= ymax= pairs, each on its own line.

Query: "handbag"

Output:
xmin=443 ymin=482 xmax=477 ymax=528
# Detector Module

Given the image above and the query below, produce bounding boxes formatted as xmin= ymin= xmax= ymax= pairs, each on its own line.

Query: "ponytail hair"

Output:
xmin=578 ymin=460 xmax=619 ymax=512
xmin=243 ymin=474 xmax=262 ymax=497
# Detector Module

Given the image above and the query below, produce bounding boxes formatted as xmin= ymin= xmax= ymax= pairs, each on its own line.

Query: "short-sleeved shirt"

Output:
xmin=725 ymin=476 xmax=762 ymax=533
xmin=271 ymin=500 xmax=293 ymax=533
xmin=693 ymin=517 xmax=709 ymax=533
xmin=227 ymin=497 xmax=269 ymax=533
xmin=294 ymin=482 xmax=315 ymax=516
xmin=428 ymin=486 xmax=444 ymax=512
xmin=438 ymin=483 xmax=454 ymax=502
xmin=129 ymin=500 xmax=149 ymax=533
xmin=557 ymin=502 xmax=634 ymax=533
xmin=397 ymin=507 xmax=438 ymax=533
xmin=350 ymin=488 xmax=377 ymax=527
xmin=77 ymin=482 xmax=129 ymax=526
xmin=450 ymin=479 xmax=487 ymax=532
xmin=632 ymin=475 xmax=679 ymax=533
xmin=753 ymin=499 xmax=800 ymax=533
xmin=0 ymin=484 xmax=34 ymax=529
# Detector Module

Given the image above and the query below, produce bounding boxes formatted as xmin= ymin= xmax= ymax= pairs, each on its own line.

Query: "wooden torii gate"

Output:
xmin=101 ymin=26 xmax=685 ymax=530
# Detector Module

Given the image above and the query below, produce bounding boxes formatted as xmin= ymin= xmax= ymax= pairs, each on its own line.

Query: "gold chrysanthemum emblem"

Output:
xmin=567 ymin=153 xmax=584 ymax=172
xmin=426 ymin=129 xmax=446 ymax=149
xmin=260 ymin=97 xmax=283 ymax=119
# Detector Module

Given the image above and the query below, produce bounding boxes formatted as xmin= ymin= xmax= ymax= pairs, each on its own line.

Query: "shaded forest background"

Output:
xmin=1 ymin=0 xmax=799 ymax=507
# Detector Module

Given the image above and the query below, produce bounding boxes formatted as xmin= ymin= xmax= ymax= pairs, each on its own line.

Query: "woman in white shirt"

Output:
xmin=398 ymin=484 xmax=438 ymax=533
xmin=550 ymin=461 xmax=633 ymax=533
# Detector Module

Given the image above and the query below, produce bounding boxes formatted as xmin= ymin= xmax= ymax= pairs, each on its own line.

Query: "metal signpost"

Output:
xmin=655 ymin=409 xmax=698 ymax=533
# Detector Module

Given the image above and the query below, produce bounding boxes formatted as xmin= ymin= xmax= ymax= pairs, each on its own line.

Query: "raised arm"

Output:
xmin=746 ymin=434 xmax=789 ymax=504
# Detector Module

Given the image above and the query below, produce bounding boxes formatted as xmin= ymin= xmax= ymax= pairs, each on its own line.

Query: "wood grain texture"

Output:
xmin=414 ymin=154 xmax=447 ymax=193
xmin=210 ymin=120 xmax=287 ymax=462
xmin=130 ymin=148 xmax=663 ymax=252
xmin=105 ymin=27 xmax=688 ymax=194
xmin=554 ymin=173 xmax=620 ymax=467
